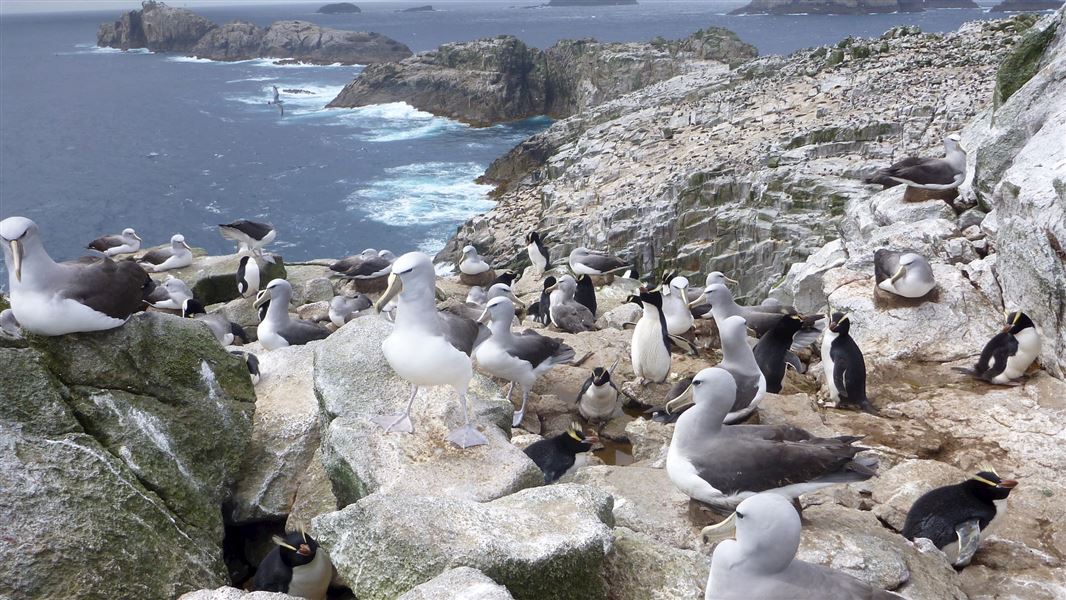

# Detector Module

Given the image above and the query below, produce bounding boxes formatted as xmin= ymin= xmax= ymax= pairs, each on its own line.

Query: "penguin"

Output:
xmin=529 ymin=275 xmax=557 ymax=326
xmin=493 ymin=270 xmax=519 ymax=287
xmin=752 ymin=314 xmax=803 ymax=394
xmin=253 ymin=530 xmax=333 ymax=600
xmin=954 ymin=311 xmax=1041 ymax=385
xmin=230 ymin=349 xmax=261 ymax=385
xmin=526 ymin=231 xmax=551 ymax=273
xmin=236 ymin=250 xmax=261 ymax=298
xmin=629 ymin=289 xmax=672 ymax=385
xmin=901 ymin=469 xmax=1018 ymax=567
xmin=182 ymin=298 xmax=249 ymax=346
xmin=576 ymin=366 xmax=622 ymax=422
xmin=821 ymin=311 xmax=876 ymax=414
xmin=523 ymin=422 xmax=599 ymax=484
xmin=575 ymin=273 xmax=597 ymax=317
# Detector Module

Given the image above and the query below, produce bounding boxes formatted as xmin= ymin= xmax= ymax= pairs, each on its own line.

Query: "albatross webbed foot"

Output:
xmin=371 ymin=414 xmax=414 ymax=434
xmin=447 ymin=424 xmax=488 ymax=449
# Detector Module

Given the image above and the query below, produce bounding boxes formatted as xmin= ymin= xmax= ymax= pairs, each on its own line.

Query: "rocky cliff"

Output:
xmin=98 ymin=1 xmax=412 ymax=64
xmin=326 ymin=28 xmax=757 ymax=126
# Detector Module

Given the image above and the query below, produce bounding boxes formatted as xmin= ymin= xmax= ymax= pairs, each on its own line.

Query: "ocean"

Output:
xmin=0 ymin=0 xmax=1010 ymax=269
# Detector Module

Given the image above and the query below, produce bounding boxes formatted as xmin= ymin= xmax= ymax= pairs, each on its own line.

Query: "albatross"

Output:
xmin=459 ymin=245 xmax=491 ymax=276
xmin=1 ymin=216 xmax=154 ymax=336
xmin=864 ymin=134 xmax=966 ymax=190
xmin=568 ymin=247 xmax=629 ymax=277
xmin=87 ymin=227 xmax=142 ymax=257
xmin=182 ymin=298 xmax=249 ymax=346
xmin=253 ymin=279 xmax=330 ymax=350
xmin=267 ymin=85 xmax=284 ymax=116
xmin=475 ymin=297 xmax=575 ymax=426
xmin=139 ymin=234 xmax=193 ymax=272
xmin=145 ymin=276 xmax=194 ymax=310
xmin=330 ymin=249 xmax=393 ymax=279
xmin=874 ymin=249 xmax=935 ymax=298
xmin=372 ymin=251 xmax=488 ymax=448
xmin=665 ymin=367 xmax=876 ymax=512
xmin=702 ymin=492 xmax=904 ymax=599
xmin=547 ymin=274 xmax=596 ymax=333
xmin=691 ymin=284 xmax=823 ymax=347
xmin=219 ymin=220 xmax=276 ymax=260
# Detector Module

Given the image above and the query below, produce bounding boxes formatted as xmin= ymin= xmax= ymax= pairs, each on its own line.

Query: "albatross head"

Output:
xmin=945 ymin=133 xmax=964 ymax=153
xmin=170 ymin=234 xmax=192 ymax=251
xmin=122 ymin=228 xmax=142 ymax=242
xmin=701 ymin=492 xmax=801 ymax=573
xmin=665 ymin=367 xmax=737 ymax=417
xmin=1 ymin=216 xmax=42 ymax=282
xmin=254 ymin=278 xmax=292 ymax=310
xmin=689 ymin=282 xmax=733 ymax=309
xmin=477 ymin=296 xmax=516 ymax=326
xmin=375 ymin=251 xmax=435 ymax=312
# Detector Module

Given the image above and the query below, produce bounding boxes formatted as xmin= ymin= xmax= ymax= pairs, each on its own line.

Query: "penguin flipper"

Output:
xmin=783 ymin=350 xmax=806 ymax=374
xmin=954 ymin=519 xmax=983 ymax=567
xmin=668 ymin=334 xmax=698 ymax=356
xmin=980 ymin=337 xmax=1016 ymax=382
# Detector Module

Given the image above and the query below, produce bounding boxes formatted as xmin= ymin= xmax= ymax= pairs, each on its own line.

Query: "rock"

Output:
xmin=295 ymin=300 xmax=330 ymax=323
xmin=313 ymin=484 xmax=614 ymax=600
xmin=573 ymin=465 xmax=699 ymax=549
xmin=313 ymin=316 xmax=543 ymax=506
xmin=624 ymin=417 xmax=672 ymax=465
xmin=958 ymin=207 xmax=987 ymax=230
xmin=0 ymin=312 xmax=255 ymax=600
xmin=179 ymin=589 xmax=300 ymax=600
xmin=286 ymin=447 xmax=339 ymax=530
xmin=548 ymin=0 xmax=638 ymax=5
xmin=146 ymin=252 xmax=286 ymax=306
xmin=989 ymin=0 xmax=1063 ymax=12
xmin=231 ymin=343 xmax=321 ymax=523
xmin=399 ymin=4 xmax=435 ymax=11
xmin=99 ymin=2 xmax=412 ymax=65
xmin=318 ymin=2 xmax=361 ymax=13
xmin=602 ymin=527 xmax=705 ymax=600
xmin=397 ymin=567 xmax=514 ymax=600
xmin=295 ymin=277 xmax=336 ymax=305
xmin=871 ymin=186 xmax=957 ymax=225
xmin=327 ymin=30 xmax=754 ymax=126
xmin=597 ymin=302 xmax=641 ymax=329
xmin=731 ymin=0 xmax=909 ymax=15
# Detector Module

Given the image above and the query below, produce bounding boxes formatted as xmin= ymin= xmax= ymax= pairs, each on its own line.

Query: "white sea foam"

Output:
xmin=347 ymin=161 xmax=494 ymax=228
xmin=226 ymin=76 xmax=278 ymax=83
xmin=226 ymin=83 xmax=345 ymax=116
xmin=332 ymin=102 xmax=466 ymax=141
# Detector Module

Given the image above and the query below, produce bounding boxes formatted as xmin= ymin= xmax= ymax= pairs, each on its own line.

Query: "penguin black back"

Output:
xmin=494 ymin=271 xmax=518 ymax=287
xmin=963 ymin=311 xmax=1037 ymax=382
xmin=825 ymin=312 xmax=874 ymax=413
xmin=253 ymin=531 xmax=320 ymax=594
xmin=524 ymin=423 xmax=597 ymax=484
xmin=902 ymin=470 xmax=1017 ymax=560
xmin=639 ymin=289 xmax=671 ymax=351
xmin=535 ymin=276 xmax=557 ymax=325
xmin=575 ymin=274 xmax=597 ymax=317
xmin=753 ymin=314 xmax=803 ymax=393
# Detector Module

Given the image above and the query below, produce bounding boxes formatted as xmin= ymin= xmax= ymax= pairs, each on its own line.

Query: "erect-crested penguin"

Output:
xmin=629 ymin=289 xmax=672 ymax=384
xmin=954 ymin=311 xmax=1041 ymax=385
xmin=577 ymin=365 xmax=622 ymax=422
xmin=526 ymin=230 xmax=551 ymax=273
xmin=575 ymin=273 xmax=597 ymax=317
xmin=821 ymin=311 xmax=876 ymax=414
xmin=236 ymin=249 xmax=261 ymax=298
xmin=230 ymin=349 xmax=261 ymax=385
xmin=253 ymin=530 xmax=333 ymax=599
xmin=523 ymin=422 xmax=599 ymax=484
xmin=902 ymin=469 xmax=1018 ymax=567
xmin=753 ymin=314 xmax=804 ymax=394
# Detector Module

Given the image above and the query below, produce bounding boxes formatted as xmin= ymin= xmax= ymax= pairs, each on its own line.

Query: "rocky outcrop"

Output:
xmin=990 ymin=0 xmax=1064 ymax=11
xmin=397 ymin=568 xmax=515 ymax=600
xmin=442 ymin=19 xmax=1025 ymax=301
xmin=318 ymin=2 xmax=361 ymax=13
xmin=98 ymin=1 xmax=412 ymax=64
xmin=326 ymin=29 xmax=756 ymax=126
xmin=399 ymin=4 xmax=436 ymax=11
xmin=731 ymin=0 xmax=908 ymax=15
xmin=0 ymin=313 xmax=255 ymax=600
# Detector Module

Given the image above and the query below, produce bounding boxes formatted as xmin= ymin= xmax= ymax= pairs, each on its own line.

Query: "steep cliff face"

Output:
xmin=441 ymin=20 xmax=1029 ymax=301
xmin=326 ymin=29 xmax=757 ymax=126
xmin=98 ymin=1 xmax=412 ymax=65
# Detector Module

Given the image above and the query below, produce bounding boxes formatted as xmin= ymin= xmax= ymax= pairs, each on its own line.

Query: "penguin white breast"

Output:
xmin=287 ymin=550 xmax=332 ymax=600
xmin=1003 ymin=328 xmax=1041 ymax=379
xmin=632 ymin=316 xmax=671 ymax=381
xmin=579 ymin=383 xmax=619 ymax=420
xmin=820 ymin=330 xmax=839 ymax=401
xmin=11 ymin=288 xmax=126 ymax=336
xmin=527 ymin=243 xmax=547 ymax=269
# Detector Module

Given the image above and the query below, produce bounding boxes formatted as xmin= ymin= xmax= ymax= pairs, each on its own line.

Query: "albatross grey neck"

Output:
xmin=395 ymin=275 xmax=443 ymax=337
xmin=674 ymin=396 xmax=728 ymax=446
xmin=265 ymin=288 xmax=292 ymax=326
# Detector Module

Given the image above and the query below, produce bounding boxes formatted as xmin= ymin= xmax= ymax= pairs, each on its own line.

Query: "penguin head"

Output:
xmin=827 ymin=311 xmax=851 ymax=335
xmin=270 ymin=531 xmax=320 ymax=568
xmin=1002 ymin=311 xmax=1035 ymax=335
xmin=181 ymin=298 xmax=207 ymax=318
xmin=591 ymin=367 xmax=611 ymax=386
xmin=560 ymin=421 xmax=598 ymax=452
xmin=542 ymin=275 xmax=558 ymax=292
xmin=527 ymin=231 xmax=541 ymax=244
xmin=493 ymin=271 xmax=518 ymax=287
xmin=967 ymin=469 xmax=1017 ymax=502
xmin=638 ymin=289 xmax=664 ymax=309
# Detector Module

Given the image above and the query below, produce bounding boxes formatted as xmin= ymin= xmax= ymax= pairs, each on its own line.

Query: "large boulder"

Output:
xmin=0 ymin=312 xmax=255 ymax=600
xmin=313 ymin=316 xmax=543 ymax=506
xmin=397 ymin=567 xmax=515 ymax=600
xmin=148 ymin=252 xmax=286 ymax=306
xmin=231 ymin=342 xmax=322 ymax=523
xmin=191 ymin=21 xmax=266 ymax=61
xmin=313 ymin=484 xmax=615 ymax=600
xmin=179 ymin=589 xmax=299 ymax=600
xmin=603 ymin=527 xmax=705 ymax=600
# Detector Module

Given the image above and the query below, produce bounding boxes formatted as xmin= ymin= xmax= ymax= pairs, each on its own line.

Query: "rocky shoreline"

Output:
xmin=326 ymin=28 xmax=757 ymax=126
xmin=97 ymin=0 xmax=411 ymax=64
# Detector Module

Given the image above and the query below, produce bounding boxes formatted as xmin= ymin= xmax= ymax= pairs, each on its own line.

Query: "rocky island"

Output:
xmin=548 ymin=0 xmax=639 ymax=6
xmin=326 ymin=28 xmax=758 ymax=126
xmin=730 ymin=0 xmax=958 ymax=15
xmin=399 ymin=4 xmax=436 ymax=11
xmin=97 ymin=0 xmax=411 ymax=64
xmin=317 ymin=2 xmax=361 ymax=13
xmin=991 ymin=0 xmax=1064 ymax=11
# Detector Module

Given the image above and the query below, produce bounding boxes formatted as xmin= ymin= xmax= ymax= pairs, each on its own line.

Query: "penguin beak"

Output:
xmin=890 ymin=266 xmax=906 ymax=284
xmin=253 ymin=289 xmax=272 ymax=309
xmin=476 ymin=308 xmax=491 ymax=324
xmin=665 ymin=383 xmax=695 ymax=415
xmin=999 ymin=479 xmax=1018 ymax=489
xmin=9 ymin=239 xmax=22 ymax=282
xmin=701 ymin=512 xmax=737 ymax=544
xmin=297 ymin=544 xmax=312 ymax=556
xmin=582 ymin=431 xmax=600 ymax=445
xmin=375 ymin=273 xmax=403 ymax=313
xmin=688 ymin=292 xmax=707 ymax=309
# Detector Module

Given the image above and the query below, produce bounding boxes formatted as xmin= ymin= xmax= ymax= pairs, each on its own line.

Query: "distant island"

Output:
xmin=97 ymin=1 xmax=411 ymax=64
xmin=547 ymin=0 xmax=638 ymax=5
xmin=317 ymin=2 xmax=361 ymax=13
xmin=398 ymin=5 xmax=435 ymax=11
xmin=730 ymin=0 xmax=983 ymax=14
xmin=990 ymin=0 xmax=1062 ymax=10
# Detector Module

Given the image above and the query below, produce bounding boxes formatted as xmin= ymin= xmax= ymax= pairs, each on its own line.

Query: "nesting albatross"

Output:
xmin=372 ymin=252 xmax=488 ymax=448
xmin=702 ymin=492 xmax=904 ymax=599
xmin=1 ymin=216 xmax=155 ymax=336
xmin=87 ymin=227 xmax=142 ymax=257
xmin=874 ymin=249 xmax=935 ymax=298
xmin=864 ymin=134 xmax=966 ymax=190
xmin=253 ymin=279 xmax=330 ymax=350
xmin=665 ymin=367 xmax=876 ymax=512
xmin=139 ymin=234 xmax=193 ymax=272
xmin=568 ymin=247 xmax=629 ymax=277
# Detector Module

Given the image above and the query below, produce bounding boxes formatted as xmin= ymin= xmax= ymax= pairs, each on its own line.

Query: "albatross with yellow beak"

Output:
xmin=1 ymin=216 xmax=154 ymax=336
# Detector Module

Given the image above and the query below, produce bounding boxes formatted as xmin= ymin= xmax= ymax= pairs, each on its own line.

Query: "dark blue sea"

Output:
xmin=0 ymin=0 xmax=1009 ymax=269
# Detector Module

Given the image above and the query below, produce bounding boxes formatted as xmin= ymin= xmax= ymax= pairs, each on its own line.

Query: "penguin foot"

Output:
xmin=512 ymin=409 xmax=525 ymax=428
xmin=371 ymin=413 xmax=414 ymax=434
xmin=447 ymin=424 xmax=488 ymax=448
